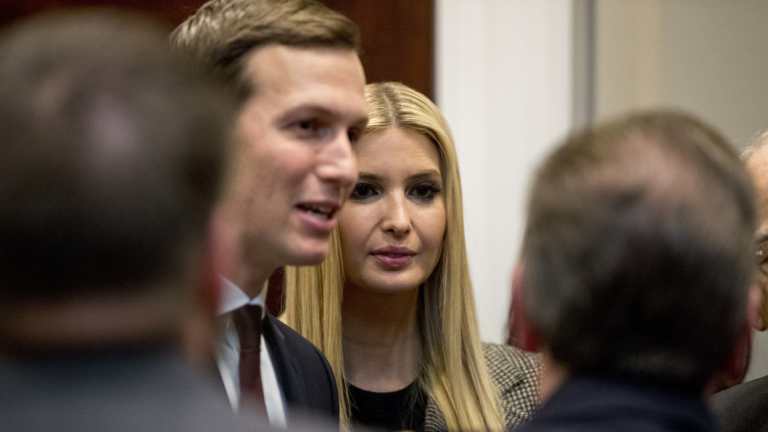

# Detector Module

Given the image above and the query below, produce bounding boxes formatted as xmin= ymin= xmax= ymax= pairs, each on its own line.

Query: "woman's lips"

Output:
xmin=372 ymin=253 xmax=413 ymax=270
xmin=371 ymin=246 xmax=416 ymax=270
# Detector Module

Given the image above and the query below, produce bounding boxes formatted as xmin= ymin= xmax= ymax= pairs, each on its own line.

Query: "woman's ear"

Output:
xmin=508 ymin=262 xmax=541 ymax=352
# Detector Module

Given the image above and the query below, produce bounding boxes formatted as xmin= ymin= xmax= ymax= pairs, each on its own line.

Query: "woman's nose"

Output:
xmin=381 ymin=194 xmax=411 ymax=237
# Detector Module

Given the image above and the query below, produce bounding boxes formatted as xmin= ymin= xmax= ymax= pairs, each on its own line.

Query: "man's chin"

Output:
xmin=282 ymin=240 xmax=330 ymax=266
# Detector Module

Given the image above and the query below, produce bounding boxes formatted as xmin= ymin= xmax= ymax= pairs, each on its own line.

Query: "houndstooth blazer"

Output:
xmin=423 ymin=343 xmax=541 ymax=432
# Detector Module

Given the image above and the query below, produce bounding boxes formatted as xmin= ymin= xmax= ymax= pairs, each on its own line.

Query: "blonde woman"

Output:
xmin=283 ymin=82 xmax=540 ymax=431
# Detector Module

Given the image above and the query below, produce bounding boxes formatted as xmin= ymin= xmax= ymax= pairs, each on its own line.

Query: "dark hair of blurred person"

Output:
xmin=513 ymin=111 xmax=757 ymax=432
xmin=0 ymin=9 xmax=270 ymax=432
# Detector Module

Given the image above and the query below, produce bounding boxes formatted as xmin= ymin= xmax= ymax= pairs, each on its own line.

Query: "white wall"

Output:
xmin=435 ymin=0 xmax=574 ymax=343
xmin=595 ymin=0 xmax=768 ymax=147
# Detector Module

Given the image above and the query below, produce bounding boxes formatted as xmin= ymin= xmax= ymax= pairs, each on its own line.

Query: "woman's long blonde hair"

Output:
xmin=283 ymin=82 xmax=504 ymax=430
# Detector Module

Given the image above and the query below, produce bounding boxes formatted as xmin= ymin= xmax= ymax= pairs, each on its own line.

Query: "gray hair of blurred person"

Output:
xmin=742 ymin=130 xmax=768 ymax=161
xmin=0 ymin=10 xmax=235 ymax=303
xmin=521 ymin=110 xmax=756 ymax=389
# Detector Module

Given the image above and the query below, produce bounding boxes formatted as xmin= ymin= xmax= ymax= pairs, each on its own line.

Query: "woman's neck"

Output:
xmin=342 ymin=284 xmax=421 ymax=392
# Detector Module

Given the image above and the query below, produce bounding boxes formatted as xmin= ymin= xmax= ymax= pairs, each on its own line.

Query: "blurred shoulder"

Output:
xmin=712 ymin=375 xmax=768 ymax=432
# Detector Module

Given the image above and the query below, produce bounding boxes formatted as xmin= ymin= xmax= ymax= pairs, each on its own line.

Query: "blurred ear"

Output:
xmin=508 ymin=262 xmax=541 ymax=352
xmin=200 ymin=216 xmax=225 ymax=315
xmin=706 ymin=285 xmax=760 ymax=394
xmin=709 ymin=320 xmax=751 ymax=395
xmin=748 ymin=283 xmax=766 ymax=331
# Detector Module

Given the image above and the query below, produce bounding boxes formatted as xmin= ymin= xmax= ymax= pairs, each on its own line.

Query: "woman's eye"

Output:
xmin=350 ymin=182 xmax=379 ymax=201
xmin=409 ymin=183 xmax=441 ymax=202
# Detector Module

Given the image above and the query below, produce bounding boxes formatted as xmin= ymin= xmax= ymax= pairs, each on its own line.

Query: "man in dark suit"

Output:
xmin=171 ymin=0 xmax=368 ymax=426
xmin=511 ymin=111 xmax=757 ymax=432
xmin=712 ymin=131 xmax=768 ymax=432
xmin=0 ymin=9 xmax=266 ymax=432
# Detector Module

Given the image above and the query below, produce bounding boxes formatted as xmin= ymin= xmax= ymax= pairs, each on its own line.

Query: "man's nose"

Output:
xmin=316 ymin=131 xmax=357 ymax=190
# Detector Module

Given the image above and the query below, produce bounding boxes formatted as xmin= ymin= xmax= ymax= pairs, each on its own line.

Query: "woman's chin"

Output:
xmin=358 ymin=278 xmax=425 ymax=294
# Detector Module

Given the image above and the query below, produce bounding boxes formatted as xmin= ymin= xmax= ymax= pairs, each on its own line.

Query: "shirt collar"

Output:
xmin=218 ymin=276 xmax=267 ymax=318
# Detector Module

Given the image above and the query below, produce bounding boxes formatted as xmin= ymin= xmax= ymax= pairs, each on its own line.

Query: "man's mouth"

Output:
xmin=296 ymin=202 xmax=338 ymax=220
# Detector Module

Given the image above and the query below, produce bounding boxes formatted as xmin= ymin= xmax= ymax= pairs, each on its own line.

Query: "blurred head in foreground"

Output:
xmin=515 ymin=110 xmax=756 ymax=395
xmin=0 ymin=9 xmax=235 ymax=353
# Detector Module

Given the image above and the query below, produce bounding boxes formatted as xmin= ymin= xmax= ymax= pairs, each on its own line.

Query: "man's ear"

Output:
xmin=508 ymin=262 xmax=541 ymax=352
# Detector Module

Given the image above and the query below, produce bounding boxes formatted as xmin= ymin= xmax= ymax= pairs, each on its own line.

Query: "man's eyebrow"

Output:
xmin=278 ymin=104 xmax=367 ymax=125
xmin=757 ymin=232 xmax=768 ymax=245
xmin=277 ymin=104 xmax=333 ymax=120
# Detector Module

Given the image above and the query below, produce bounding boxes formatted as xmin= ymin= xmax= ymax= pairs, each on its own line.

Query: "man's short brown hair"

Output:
xmin=171 ymin=0 xmax=360 ymax=100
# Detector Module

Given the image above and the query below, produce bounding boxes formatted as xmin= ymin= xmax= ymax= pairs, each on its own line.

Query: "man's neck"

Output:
xmin=212 ymin=211 xmax=272 ymax=299
xmin=229 ymin=262 xmax=273 ymax=299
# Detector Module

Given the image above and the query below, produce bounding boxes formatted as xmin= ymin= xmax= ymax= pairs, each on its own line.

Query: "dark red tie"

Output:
xmin=232 ymin=304 xmax=266 ymax=413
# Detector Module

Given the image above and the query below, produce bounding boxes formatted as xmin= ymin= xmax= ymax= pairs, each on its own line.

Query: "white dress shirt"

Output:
xmin=217 ymin=277 xmax=287 ymax=428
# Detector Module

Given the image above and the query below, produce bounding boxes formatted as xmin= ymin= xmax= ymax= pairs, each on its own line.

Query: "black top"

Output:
xmin=349 ymin=381 xmax=426 ymax=431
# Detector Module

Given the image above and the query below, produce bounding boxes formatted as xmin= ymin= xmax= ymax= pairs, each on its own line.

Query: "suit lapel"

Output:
xmin=262 ymin=314 xmax=305 ymax=410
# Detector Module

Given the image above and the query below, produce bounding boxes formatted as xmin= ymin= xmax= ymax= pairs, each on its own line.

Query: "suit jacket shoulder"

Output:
xmin=483 ymin=343 xmax=541 ymax=427
xmin=712 ymin=375 xmax=768 ymax=432
xmin=262 ymin=314 xmax=339 ymax=422
xmin=423 ymin=343 xmax=541 ymax=431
